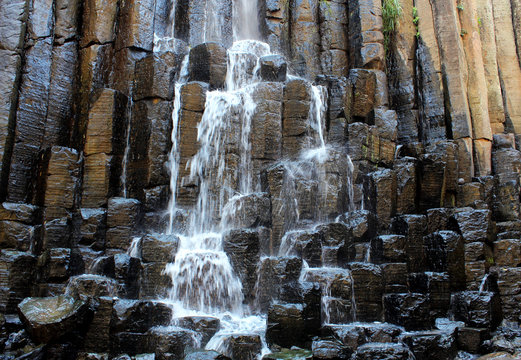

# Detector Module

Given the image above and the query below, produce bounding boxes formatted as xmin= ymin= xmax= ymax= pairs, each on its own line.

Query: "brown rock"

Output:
xmin=290 ymin=0 xmax=321 ymax=78
xmin=348 ymin=0 xmax=385 ymax=70
xmin=188 ymin=42 xmax=227 ymax=90
xmin=42 ymin=146 xmax=80 ymax=220
xmin=7 ymin=39 xmax=53 ymax=203
xmin=458 ymin=0 xmax=493 ymax=141
xmin=349 ymin=262 xmax=383 ymax=322
xmin=43 ymin=42 xmax=79 ymax=149
xmin=494 ymin=239 xmax=521 ymax=267
xmin=81 ymin=0 xmax=119 ymax=46
xmin=475 ymin=0 xmax=506 ymax=133
xmin=134 ymin=52 xmax=177 ymax=101
xmin=82 ymin=153 xmax=112 ymax=208
xmin=431 ymin=0 xmax=472 ymax=139
xmin=84 ymin=89 xmax=127 ymax=157
xmin=54 ymin=0 xmax=80 ymax=44
xmin=116 ymin=0 xmax=155 ymax=51
xmin=0 ymin=250 xmax=36 ymax=313
xmin=492 ymin=0 xmax=521 ymax=132
xmin=363 ymin=169 xmax=396 ymax=230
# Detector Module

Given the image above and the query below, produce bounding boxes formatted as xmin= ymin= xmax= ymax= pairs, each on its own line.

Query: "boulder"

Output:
xmin=312 ymin=338 xmax=351 ymax=359
xmin=266 ymin=303 xmax=308 ymax=348
xmin=65 ymin=274 xmax=119 ymax=299
xmin=111 ymin=299 xmax=172 ymax=333
xmin=176 ymin=316 xmax=220 ymax=346
xmin=451 ymin=291 xmax=502 ymax=330
xmin=221 ymin=193 xmax=271 ymax=229
xmin=223 ymin=229 xmax=261 ymax=302
xmin=141 ymin=234 xmax=179 ymax=263
xmin=259 ymin=55 xmax=287 ymax=82
xmin=348 ymin=262 xmax=383 ymax=321
xmin=401 ymin=331 xmax=456 ymax=360
xmin=384 ymin=293 xmax=432 ymax=331
xmin=370 ymin=235 xmax=407 ymax=263
xmin=17 ymin=295 xmax=90 ymax=343
xmin=0 ymin=250 xmax=37 ymax=313
xmin=188 ymin=42 xmax=227 ymax=90
xmin=255 ymin=256 xmax=303 ymax=311
xmin=351 ymin=343 xmax=414 ymax=360
xmin=185 ymin=351 xmax=230 ymax=360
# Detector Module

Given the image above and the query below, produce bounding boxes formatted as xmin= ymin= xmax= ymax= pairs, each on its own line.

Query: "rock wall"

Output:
xmin=0 ymin=0 xmax=521 ymax=359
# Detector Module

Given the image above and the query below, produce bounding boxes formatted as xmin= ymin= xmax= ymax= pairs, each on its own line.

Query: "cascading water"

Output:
xmin=159 ymin=1 xmax=277 ymax=355
xmin=156 ymin=0 xmax=359 ymax=355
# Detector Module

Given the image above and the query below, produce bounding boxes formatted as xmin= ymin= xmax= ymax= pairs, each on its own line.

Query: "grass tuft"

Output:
xmin=382 ymin=0 xmax=403 ymax=52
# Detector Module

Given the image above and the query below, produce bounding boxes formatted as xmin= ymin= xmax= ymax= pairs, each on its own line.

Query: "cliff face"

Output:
xmin=1 ymin=0 xmax=521 ymax=358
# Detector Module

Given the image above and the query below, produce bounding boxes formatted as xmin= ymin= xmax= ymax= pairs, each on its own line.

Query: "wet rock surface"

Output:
xmin=1 ymin=0 xmax=521 ymax=358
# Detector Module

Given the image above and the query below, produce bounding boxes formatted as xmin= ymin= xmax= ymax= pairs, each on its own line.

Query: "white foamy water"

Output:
xmin=161 ymin=36 xmax=272 ymax=357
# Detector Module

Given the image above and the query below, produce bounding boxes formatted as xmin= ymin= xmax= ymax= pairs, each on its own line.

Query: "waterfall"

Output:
xmin=233 ymin=0 xmax=261 ymax=41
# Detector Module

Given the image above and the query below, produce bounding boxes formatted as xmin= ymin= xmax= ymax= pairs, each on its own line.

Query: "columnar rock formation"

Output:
xmin=0 ymin=0 xmax=521 ymax=359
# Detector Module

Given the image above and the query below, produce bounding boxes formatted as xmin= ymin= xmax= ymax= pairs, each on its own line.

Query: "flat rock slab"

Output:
xmin=18 ymin=295 xmax=90 ymax=343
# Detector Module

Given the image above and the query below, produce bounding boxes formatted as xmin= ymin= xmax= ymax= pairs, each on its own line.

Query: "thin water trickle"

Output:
xmin=121 ymin=87 xmax=134 ymax=198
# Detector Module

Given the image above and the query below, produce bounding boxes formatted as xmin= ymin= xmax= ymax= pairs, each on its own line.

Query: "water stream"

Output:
xmin=156 ymin=0 xmax=356 ymax=356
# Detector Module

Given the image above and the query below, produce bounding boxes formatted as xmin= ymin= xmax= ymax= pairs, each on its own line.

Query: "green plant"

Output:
xmin=460 ymin=28 xmax=467 ymax=36
xmin=412 ymin=6 xmax=420 ymax=25
xmin=382 ymin=0 xmax=403 ymax=52
xmin=412 ymin=7 xmax=420 ymax=39
xmin=477 ymin=16 xmax=482 ymax=26
xmin=457 ymin=2 xmax=464 ymax=10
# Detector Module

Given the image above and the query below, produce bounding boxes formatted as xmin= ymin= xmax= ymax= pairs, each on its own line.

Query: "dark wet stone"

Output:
xmin=134 ymin=52 xmax=177 ymax=101
xmin=255 ymin=256 xmax=302 ymax=311
xmin=188 ymin=42 xmax=227 ymax=90
xmin=176 ymin=316 xmax=220 ymax=346
xmin=384 ymin=293 xmax=432 ymax=331
xmin=65 ymin=274 xmax=119 ymax=299
xmin=0 ymin=203 xmax=41 ymax=224
xmin=260 ymin=55 xmax=287 ymax=82
xmin=141 ymin=234 xmax=179 ymax=263
xmin=312 ymin=338 xmax=352 ymax=359
xmin=451 ymin=291 xmax=502 ymax=330
xmin=111 ymin=299 xmax=172 ymax=333
xmin=17 ymin=295 xmax=90 ymax=343
xmin=223 ymin=228 xmax=261 ymax=302
xmin=370 ymin=235 xmax=406 ymax=264
xmin=348 ymin=262 xmax=383 ymax=322
xmin=337 ymin=210 xmax=377 ymax=242
xmin=351 ymin=343 xmax=414 ymax=360
xmin=363 ymin=169 xmax=397 ymax=231
xmin=408 ymin=272 xmax=450 ymax=318
xmin=83 ymin=296 xmax=113 ymax=353
xmin=148 ymin=326 xmax=199 ymax=359
xmin=401 ymin=330 xmax=457 ymax=360
xmin=452 ymin=209 xmax=495 ymax=244
xmin=227 ymin=334 xmax=263 ymax=360
xmin=348 ymin=69 xmax=376 ymax=121
xmin=106 ymin=198 xmax=142 ymax=250
xmin=114 ymin=253 xmax=142 ymax=299
xmin=457 ymin=327 xmax=490 ymax=354
xmin=79 ymin=208 xmax=107 ymax=250
xmin=267 ymin=303 xmax=308 ymax=348
xmin=184 ymin=350 xmax=231 ymax=360
xmin=0 ymin=250 xmax=37 ymax=313
xmin=221 ymin=193 xmax=271 ymax=230
xmin=423 ymin=231 xmax=465 ymax=291
xmin=0 ymin=220 xmax=39 ymax=251
xmin=40 ymin=248 xmax=71 ymax=282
